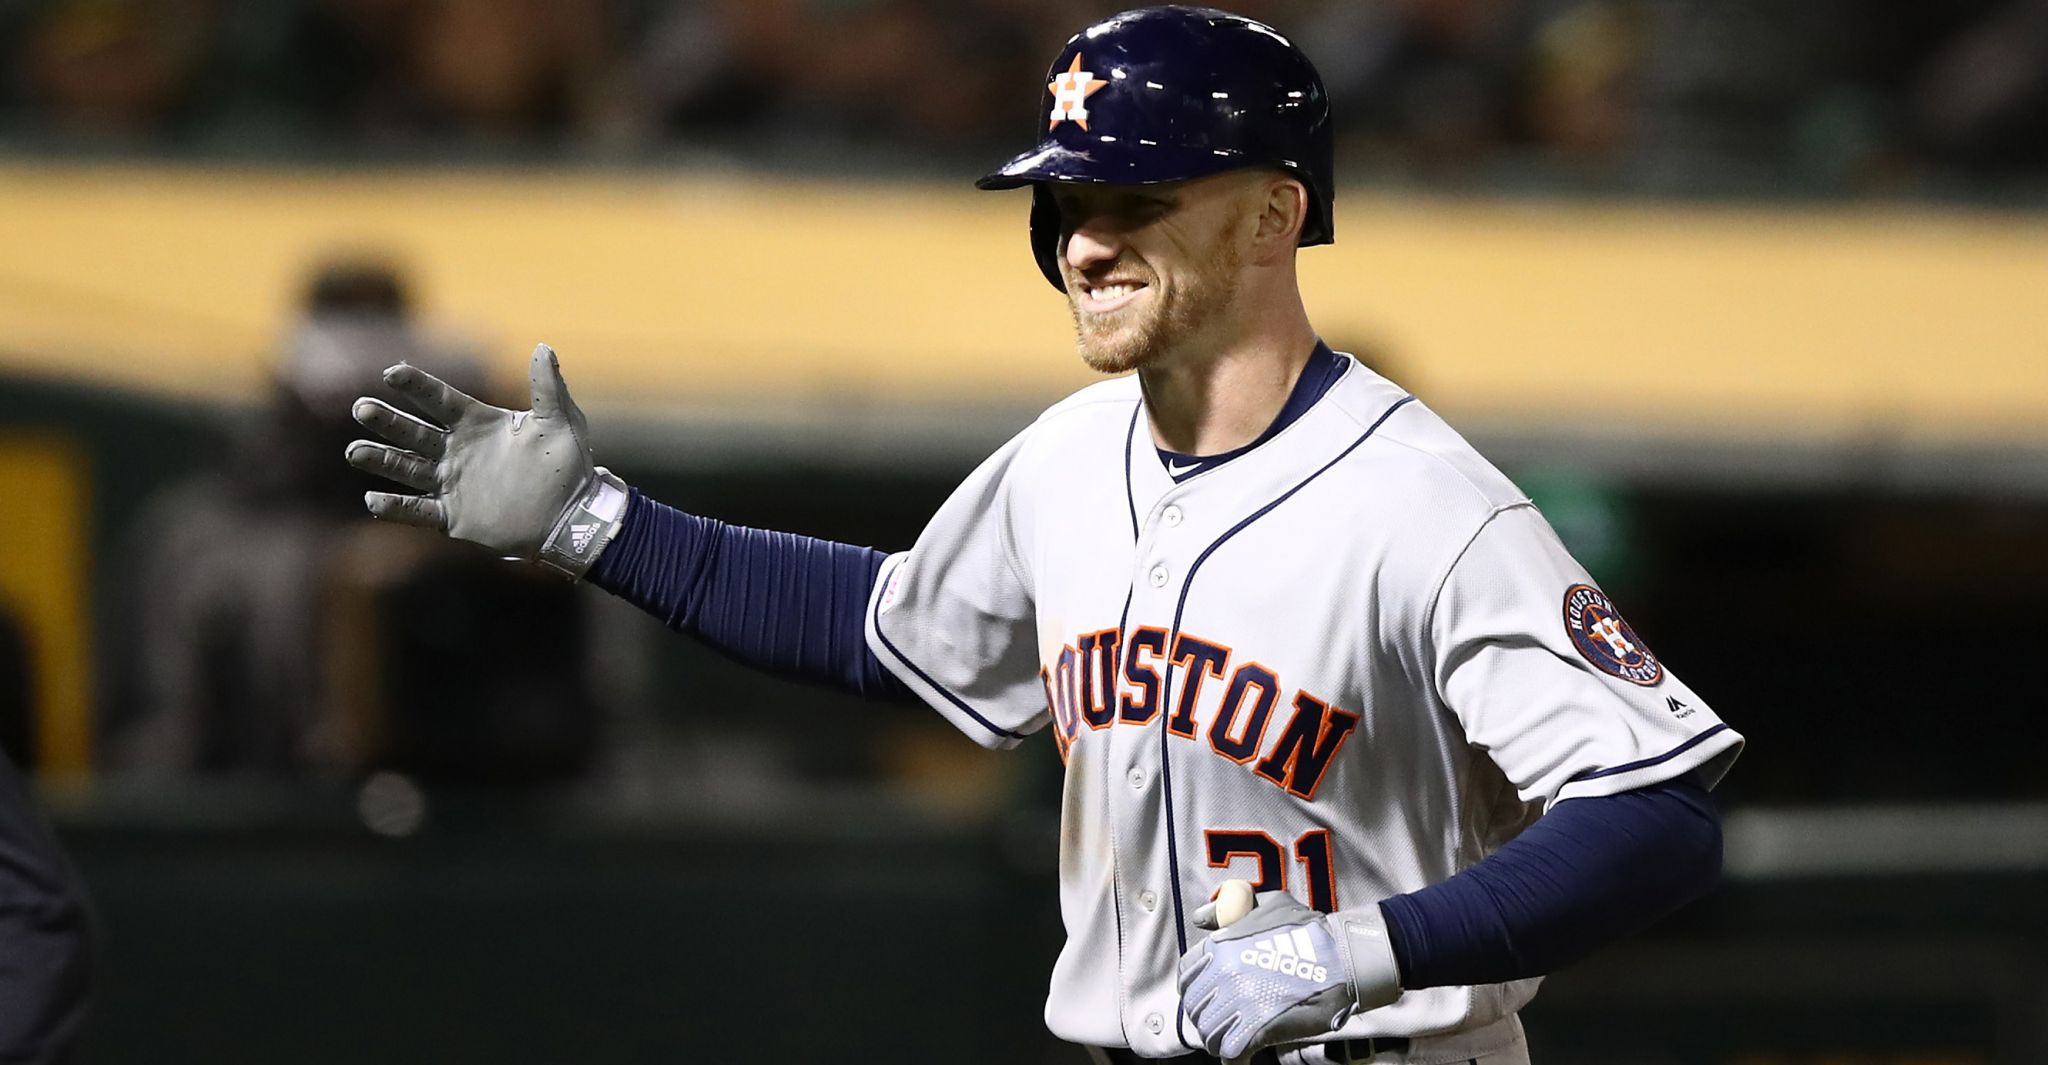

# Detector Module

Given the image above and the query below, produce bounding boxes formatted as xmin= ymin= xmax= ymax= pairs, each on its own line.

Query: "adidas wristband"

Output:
xmin=537 ymin=467 xmax=630 ymax=579
xmin=1328 ymin=905 xmax=1403 ymax=1015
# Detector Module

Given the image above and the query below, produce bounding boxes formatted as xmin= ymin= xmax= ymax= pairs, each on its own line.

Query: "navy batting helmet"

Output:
xmin=977 ymin=6 xmax=1335 ymax=291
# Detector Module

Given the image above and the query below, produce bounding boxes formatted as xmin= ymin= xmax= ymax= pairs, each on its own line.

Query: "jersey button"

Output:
xmin=1145 ymin=1013 xmax=1164 ymax=1034
xmin=1127 ymin=767 xmax=1145 ymax=789
xmin=1148 ymin=564 xmax=1169 ymax=587
xmin=1139 ymin=889 xmax=1158 ymax=912
xmin=1162 ymin=505 xmax=1183 ymax=527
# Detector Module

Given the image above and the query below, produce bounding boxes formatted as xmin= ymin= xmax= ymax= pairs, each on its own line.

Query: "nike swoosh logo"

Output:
xmin=1167 ymin=461 xmax=1199 ymax=476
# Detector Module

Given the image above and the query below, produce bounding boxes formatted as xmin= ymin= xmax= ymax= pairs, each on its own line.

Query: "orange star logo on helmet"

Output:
xmin=1048 ymin=53 xmax=1110 ymax=130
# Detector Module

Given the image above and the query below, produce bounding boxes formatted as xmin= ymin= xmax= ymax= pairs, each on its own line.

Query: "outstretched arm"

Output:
xmin=345 ymin=344 xmax=913 ymax=702
xmin=586 ymin=491 xmax=913 ymax=700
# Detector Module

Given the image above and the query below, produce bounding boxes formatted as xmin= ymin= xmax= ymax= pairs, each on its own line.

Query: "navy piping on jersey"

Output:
xmin=1154 ymin=341 xmax=1346 ymax=482
xmin=1566 ymin=723 xmax=1731 ymax=783
xmin=1101 ymin=400 xmax=1148 ymax=1047
xmin=1153 ymin=392 xmax=1419 ymax=1048
xmin=869 ymin=557 xmax=1030 ymax=743
xmin=1123 ymin=402 xmax=1144 ymax=538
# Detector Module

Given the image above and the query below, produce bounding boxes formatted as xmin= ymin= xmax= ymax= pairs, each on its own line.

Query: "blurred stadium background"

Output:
xmin=0 ymin=0 xmax=2045 ymax=1062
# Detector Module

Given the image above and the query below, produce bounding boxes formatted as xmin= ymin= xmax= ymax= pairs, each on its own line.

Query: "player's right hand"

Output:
xmin=345 ymin=342 xmax=628 ymax=579
xmin=1177 ymin=891 xmax=1403 ymax=1060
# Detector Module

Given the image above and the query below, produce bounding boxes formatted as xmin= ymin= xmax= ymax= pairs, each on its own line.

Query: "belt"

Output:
xmin=1099 ymin=1037 xmax=1412 ymax=1065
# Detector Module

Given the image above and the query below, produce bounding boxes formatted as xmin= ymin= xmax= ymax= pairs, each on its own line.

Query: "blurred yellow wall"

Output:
xmin=0 ymin=435 xmax=91 ymax=775
xmin=1 ymin=163 xmax=2044 ymax=440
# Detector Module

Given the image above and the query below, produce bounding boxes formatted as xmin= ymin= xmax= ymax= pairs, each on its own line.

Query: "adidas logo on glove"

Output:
xmin=1239 ymin=928 xmax=1330 ymax=983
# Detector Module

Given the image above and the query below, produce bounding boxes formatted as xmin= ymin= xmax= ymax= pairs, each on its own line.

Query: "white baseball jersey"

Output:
xmin=864 ymin=354 xmax=1743 ymax=1057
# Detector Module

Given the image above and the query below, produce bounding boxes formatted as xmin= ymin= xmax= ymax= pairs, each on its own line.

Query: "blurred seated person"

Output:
xmin=106 ymin=257 xmax=611 ymax=789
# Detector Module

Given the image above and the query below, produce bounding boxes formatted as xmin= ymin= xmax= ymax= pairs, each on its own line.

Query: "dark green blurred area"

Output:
xmin=49 ymin=787 xmax=2048 ymax=1065
xmin=55 ymin=786 xmax=1068 ymax=1064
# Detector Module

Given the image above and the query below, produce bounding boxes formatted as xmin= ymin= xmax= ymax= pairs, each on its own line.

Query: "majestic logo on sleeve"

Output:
xmin=1048 ymin=53 xmax=1109 ymax=130
xmin=1563 ymin=583 xmax=1662 ymax=686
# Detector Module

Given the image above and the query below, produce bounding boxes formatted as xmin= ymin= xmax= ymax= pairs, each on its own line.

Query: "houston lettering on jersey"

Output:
xmin=1039 ymin=627 xmax=1361 ymax=800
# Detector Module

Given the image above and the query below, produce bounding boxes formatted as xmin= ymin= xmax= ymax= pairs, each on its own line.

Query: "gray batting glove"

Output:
xmin=344 ymin=342 xmax=629 ymax=579
xmin=1176 ymin=892 xmax=1403 ymax=1061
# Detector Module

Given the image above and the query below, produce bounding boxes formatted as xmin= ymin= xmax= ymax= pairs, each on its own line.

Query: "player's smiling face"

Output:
xmin=1051 ymin=173 xmax=1260 ymax=374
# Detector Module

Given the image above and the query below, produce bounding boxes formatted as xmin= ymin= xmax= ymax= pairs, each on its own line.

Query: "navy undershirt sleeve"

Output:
xmin=1377 ymin=776 xmax=1722 ymax=989
xmin=586 ymin=490 xmax=915 ymax=702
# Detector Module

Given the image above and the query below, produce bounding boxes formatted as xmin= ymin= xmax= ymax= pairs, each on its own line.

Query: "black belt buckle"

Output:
xmin=1097 ymin=1049 xmax=1279 ymax=1065
xmin=1332 ymin=1036 xmax=1412 ymax=1062
xmin=1097 ymin=1038 xmax=1405 ymax=1064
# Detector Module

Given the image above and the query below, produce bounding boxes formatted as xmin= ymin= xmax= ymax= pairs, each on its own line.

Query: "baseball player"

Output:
xmin=345 ymin=7 xmax=1743 ymax=1064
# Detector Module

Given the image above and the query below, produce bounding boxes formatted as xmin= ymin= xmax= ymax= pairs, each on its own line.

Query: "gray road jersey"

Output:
xmin=866 ymin=356 xmax=1743 ymax=1056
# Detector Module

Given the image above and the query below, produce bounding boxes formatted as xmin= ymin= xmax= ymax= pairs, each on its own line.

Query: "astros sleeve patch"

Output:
xmin=1561 ymin=583 xmax=1663 ymax=686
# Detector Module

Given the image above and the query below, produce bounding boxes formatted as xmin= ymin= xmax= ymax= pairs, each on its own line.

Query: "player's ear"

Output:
xmin=1250 ymin=173 xmax=1308 ymax=258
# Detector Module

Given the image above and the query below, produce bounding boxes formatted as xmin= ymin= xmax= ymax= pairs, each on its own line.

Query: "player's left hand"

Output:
xmin=1176 ymin=891 xmax=1402 ymax=1060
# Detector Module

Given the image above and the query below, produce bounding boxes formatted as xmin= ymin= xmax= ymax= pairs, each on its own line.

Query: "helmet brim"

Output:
xmin=976 ymin=139 xmax=1284 ymax=191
